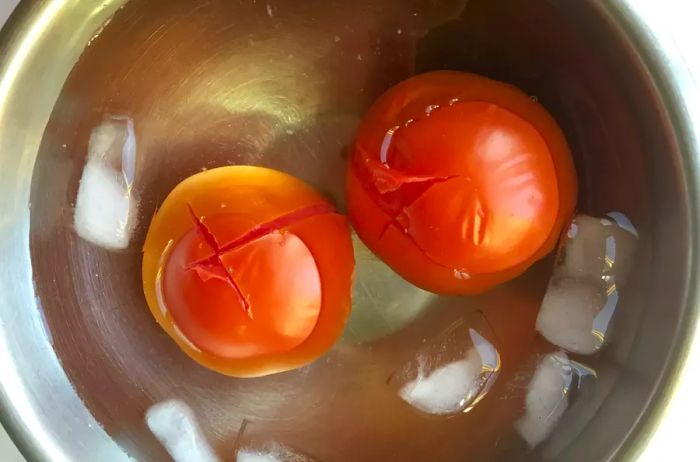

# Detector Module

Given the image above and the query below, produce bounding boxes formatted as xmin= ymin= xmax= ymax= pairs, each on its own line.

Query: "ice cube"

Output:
xmin=399 ymin=350 xmax=483 ymax=415
xmin=146 ymin=400 xmax=219 ymax=462
xmin=536 ymin=278 xmax=607 ymax=354
xmin=74 ymin=116 xmax=137 ymax=250
xmin=237 ymin=451 xmax=280 ymax=462
xmin=537 ymin=213 xmax=638 ymax=354
xmin=560 ymin=215 xmax=605 ymax=281
xmin=515 ymin=351 xmax=572 ymax=448
xmin=85 ymin=116 xmax=137 ymax=186
xmin=74 ymin=163 xmax=135 ymax=249
xmin=396 ymin=326 xmax=500 ymax=415
xmin=600 ymin=214 xmax=638 ymax=289
xmin=237 ymin=442 xmax=315 ymax=462
xmin=560 ymin=214 xmax=637 ymax=288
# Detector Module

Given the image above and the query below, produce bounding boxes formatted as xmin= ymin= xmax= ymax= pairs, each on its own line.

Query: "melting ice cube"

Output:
xmin=237 ymin=442 xmax=316 ymax=462
xmin=537 ymin=213 xmax=638 ymax=354
xmin=560 ymin=214 xmax=637 ymax=288
xmin=515 ymin=352 xmax=572 ymax=448
xmin=394 ymin=324 xmax=500 ymax=415
xmin=74 ymin=116 xmax=138 ymax=250
xmin=515 ymin=352 xmax=596 ymax=448
xmin=237 ymin=451 xmax=280 ymax=462
xmin=146 ymin=400 xmax=219 ymax=462
xmin=536 ymin=278 xmax=608 ymax=355
xmin=399 ymin=349 xmax=483 ymax=415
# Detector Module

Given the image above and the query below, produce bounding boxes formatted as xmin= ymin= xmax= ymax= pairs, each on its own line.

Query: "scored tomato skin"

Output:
xmin=162 ymin=217 xmax=323 ymax=360
xmin=348 ymin=71 xmax=577 ymax=294
xmin=142 ymin=166 xmax=355 ymax=377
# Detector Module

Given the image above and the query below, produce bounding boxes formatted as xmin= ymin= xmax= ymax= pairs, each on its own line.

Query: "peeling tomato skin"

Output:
xmin=348 ymin=71 xmax=577 ymax=294
xmin=348 ymin=166 xmax=524 ymax=294
xmin=163 ymin=215 xmax=323 ymax=359
xmin=142 ymin=166 xmax=355 ymax=377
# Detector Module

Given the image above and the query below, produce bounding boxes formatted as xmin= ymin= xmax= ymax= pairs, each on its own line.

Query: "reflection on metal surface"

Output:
xmin=0 ymin=1 xmax=131 ymax=461
xmin=0 ymin=0 xmax=698 ymax=461
xmin=0 ymin=0 xmax=63 ymax=99
xmin=344 ymin=234 xmax=435 ymax=344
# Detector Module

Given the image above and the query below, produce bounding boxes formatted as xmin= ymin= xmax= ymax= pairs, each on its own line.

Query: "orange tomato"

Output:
xmin=142 ymin=166 xmax=355 ymax=377
xmin=347 ymin=71 xmax=577 ymax=294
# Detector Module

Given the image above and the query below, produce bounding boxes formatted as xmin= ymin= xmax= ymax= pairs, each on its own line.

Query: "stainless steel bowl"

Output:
xmin=1 ymin=1 xmax=699 ymax=461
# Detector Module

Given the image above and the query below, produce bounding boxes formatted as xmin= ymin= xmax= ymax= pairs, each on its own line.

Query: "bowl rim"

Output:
xmin=0 ymin=2 xmax=133 ymax=461
xmin=599 ymin=1 xmax=700 ymax=460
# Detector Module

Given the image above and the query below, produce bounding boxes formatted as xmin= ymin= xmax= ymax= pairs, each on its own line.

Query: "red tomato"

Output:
xmin=142 ymin=166 xmax=355 ymax=377
xmin=347 ymin=71 xmax=577 ymax=294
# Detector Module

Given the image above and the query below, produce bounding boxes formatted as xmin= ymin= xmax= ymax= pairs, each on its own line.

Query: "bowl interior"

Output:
xmin=25 ymin=0 xmax=688 ymax=461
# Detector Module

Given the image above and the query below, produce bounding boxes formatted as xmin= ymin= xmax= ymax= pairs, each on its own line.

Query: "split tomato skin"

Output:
xmin=347 ymin=71 xmax=577 ymax=294
xmin=142 ymin=166 xmax=355 ymax=377
xmin=162 ymin=217 xmax=323 ymax=360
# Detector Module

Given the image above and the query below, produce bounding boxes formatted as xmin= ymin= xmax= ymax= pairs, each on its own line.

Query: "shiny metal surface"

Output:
xmin=1 ymin=0 xmax=699 ymax=461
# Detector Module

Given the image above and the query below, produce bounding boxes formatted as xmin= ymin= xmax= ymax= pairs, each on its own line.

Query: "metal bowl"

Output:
xmin=1 ymin=0 xmax=699 ymax=461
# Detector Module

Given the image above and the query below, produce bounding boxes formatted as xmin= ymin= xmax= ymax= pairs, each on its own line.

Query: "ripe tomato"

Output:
xmin=347 ymin=71 xmax=577 ymax=294
xmin=142 ymin=166 xmax=355 ymax=377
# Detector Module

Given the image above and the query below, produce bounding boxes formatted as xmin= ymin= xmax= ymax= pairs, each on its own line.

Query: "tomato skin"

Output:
xmin=348 ymin=71 xmax=577 ymax=294
xmin=163 ymin=220 xmax=322 ymax=359
xmin=142 ymin=166 xmax=355 ymax=377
